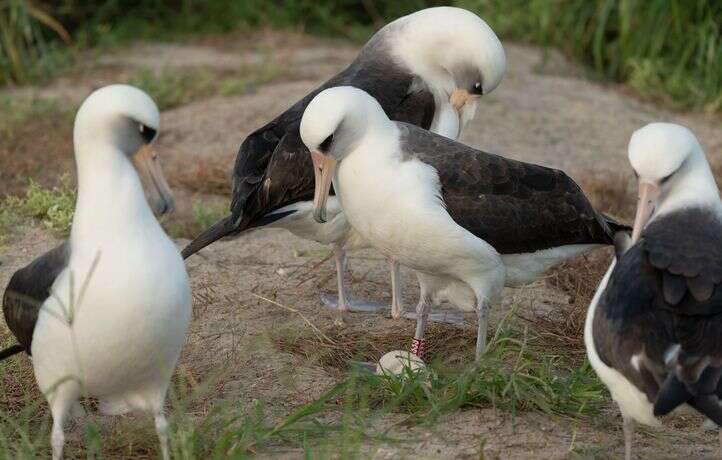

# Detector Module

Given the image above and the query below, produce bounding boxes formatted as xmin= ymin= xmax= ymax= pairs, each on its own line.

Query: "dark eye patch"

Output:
xmin=470 ymin=81 xmax=483 ymax=95
xmin=319 ymin=134 xmax=333 ymax=152
xmin=139 ymin=124 xmax=157 ymax=143
xmin=660 ymin=171 xmax=675 ymax=185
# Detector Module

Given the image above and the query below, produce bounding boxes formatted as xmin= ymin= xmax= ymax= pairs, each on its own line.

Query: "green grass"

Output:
xmin=0 ymin=177 xmax=232 ymax=242
xmin=5 ymin=0 xmax=718 ymax=112
xmin=0 ymin=176 xmax=75 ymax=240
xmin=0 ymin=0 xmax=71 ymax=85
xmin=0 ymin=311 xmax=607 ymax=457
xmin=281 ymin=327 xmax=606 ymax=423
xmin=126 ymin=64 xmax=283 ymax=111
xmin=464 ymin=0 xmax=722 ymax=111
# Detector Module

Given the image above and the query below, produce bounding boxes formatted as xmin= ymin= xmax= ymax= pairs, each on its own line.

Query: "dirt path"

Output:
xmin=1 ymin=31 xmax=721 ymax=458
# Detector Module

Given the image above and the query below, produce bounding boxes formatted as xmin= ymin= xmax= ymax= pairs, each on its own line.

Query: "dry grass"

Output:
xmin=0 ymin=101 xmax=74 ymax=197
xmin=535 ymin=249 xmax=613 ymax=354
xmin=275 ymin=322 xmax=479 ymax=372
xmin=169 ymin=155 xmax=233 ymax=196
xmin=573 ymin=170 xmax=635 ymax=220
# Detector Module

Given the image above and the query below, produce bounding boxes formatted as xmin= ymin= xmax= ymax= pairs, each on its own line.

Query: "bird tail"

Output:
xmin=0 ymin=344 xmax=24 ymax=361
xmin=181 ymin=215 xmax=238 ymax=259
xmin=181 ymin=209 xmax=297 ymax=260
xmin=654 ymin=351 xmax=722 ymax=425
xmin=602 ymin=213 xmax=632 ymax=234
xmin=600 ymin=213 xmax=632 ymax=243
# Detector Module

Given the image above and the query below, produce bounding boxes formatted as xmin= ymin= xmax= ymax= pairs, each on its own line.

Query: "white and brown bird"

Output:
xmin=300 ymin=86 xmax=626 ymax=361
xmin=1 ymin=85 xmax=190 ymax=460
xmin=181 ymin=6 xmax=506 ymax=322
xmin=586 ymin=122 xmax=722 ymax=460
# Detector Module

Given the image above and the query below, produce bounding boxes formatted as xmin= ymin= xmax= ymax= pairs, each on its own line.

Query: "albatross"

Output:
xmin=1 ymin=85 xmax=190 ymax=460
xmin=181 ymin=6 xmax=506 ymax=321
xmin=300 ymin=86 xmax=627 ymax=361
xmin=586 ymin=123 xmax=722 ymax=460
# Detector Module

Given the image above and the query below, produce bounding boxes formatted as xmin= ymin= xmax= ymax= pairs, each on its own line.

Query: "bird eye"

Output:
xmin=139 ymin=123 xmax=157 ymax=143
xmin=319 ymin=134 xmax=334 ymax=152
xmin=471 ymin=82 xmax=484 ymax=95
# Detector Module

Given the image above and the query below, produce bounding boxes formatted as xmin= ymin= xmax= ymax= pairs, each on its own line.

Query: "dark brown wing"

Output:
xmin=397 ymin=122 xmax=616 ymax=254
xmin=642 ymin=209 xmax=722 ymax=309
xmin=229 ymin=34 xmax=432 ymax=228
xmin=2 ymin=241 xmax=69 ymax=354
xmin=593 ymin=208 xmax=722 ymax=421
xmin=183 ymin=33 xmax=436 ymax=259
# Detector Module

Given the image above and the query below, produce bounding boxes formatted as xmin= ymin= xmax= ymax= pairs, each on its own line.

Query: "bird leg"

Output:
xmin=623 ymin=414 xmax=635 ymax=460
xmin=155 ymin=411 xmax=171 ymax=460
xmin=475 ymin=297 xmax=491 ymax=362
xmin=320 ymin=245 xmax=387 ymax=314
xmin=390 ymin=259 xmax=402 ymax=319
xmin=334 ymin=246 xmax=349 ymax=324
xmin=411 ymin=295 xmax=431 ymax=359
xmin=48 ymin=387 xmax=78 ymax=460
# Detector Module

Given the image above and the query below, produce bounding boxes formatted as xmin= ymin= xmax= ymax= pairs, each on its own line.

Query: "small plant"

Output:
xmin=1 ymin=176 xmax=76 ymax=237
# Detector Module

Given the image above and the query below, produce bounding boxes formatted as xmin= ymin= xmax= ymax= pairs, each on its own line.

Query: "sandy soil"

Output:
xmin=1 ymin=31 xmax=721 ymax=458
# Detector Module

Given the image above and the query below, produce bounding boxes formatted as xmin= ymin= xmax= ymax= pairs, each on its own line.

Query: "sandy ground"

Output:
xmin=1 ymin=31 xmax=722 ymax=458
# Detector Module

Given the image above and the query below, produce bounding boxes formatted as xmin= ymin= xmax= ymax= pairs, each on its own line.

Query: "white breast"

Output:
xmin=31 ymin=221 xmax=191 ymax=403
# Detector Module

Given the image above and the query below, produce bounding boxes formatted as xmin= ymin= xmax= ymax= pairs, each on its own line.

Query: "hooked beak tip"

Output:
xmin=313 ymin=210 xmax=327 ymax=224
xmin=154 ymin=196 xmax=175 ymax=216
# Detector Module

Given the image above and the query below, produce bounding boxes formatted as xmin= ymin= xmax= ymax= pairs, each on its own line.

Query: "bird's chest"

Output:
xmin=51 ymin=235 xmax=189 ymax=332
xmin=335 ymin=157 xmax=444 ymax=259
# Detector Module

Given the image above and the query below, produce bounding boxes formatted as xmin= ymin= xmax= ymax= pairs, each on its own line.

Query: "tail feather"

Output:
xmin=181 ymin=215 xmax=237 ymax=259
xmin=654 ymin=362 xmax=722 ymax=426
xmin=0 ymin=344 xmax=24 ymax=361
xmin=602 ymin=213 xmax=632 ymax=234
xmin=654 ymin=374 xmax=692 ymax=416
xmin=599 ymin=212 xmax=632 ymax=244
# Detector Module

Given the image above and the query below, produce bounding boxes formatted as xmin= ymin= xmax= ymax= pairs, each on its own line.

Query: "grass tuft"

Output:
xmin=1 ymin=176 xmax=75 ymax=239
xmin=275 ymin=315 xmax=605 ymax=422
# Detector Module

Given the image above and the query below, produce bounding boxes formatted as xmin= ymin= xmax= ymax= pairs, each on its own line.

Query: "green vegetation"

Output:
xmin=2 ymin=0 xmax=720 ymax=112
xmin=0 ymin=176 xmax=75 ymax=239
xmin=0 ymin=0 xmax=70 ymax=85
xmin=463 ymin=0 xmax=722 ymax=111
xmin=127 ymin=64 xmax=283 ymax=110
xmin=0 ymin=321 xmax=605 ymax=457
xmin=277 ymin=325 xmax=605 ymax=422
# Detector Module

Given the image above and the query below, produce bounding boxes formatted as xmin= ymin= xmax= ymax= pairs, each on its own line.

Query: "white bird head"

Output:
xmin=384 ymin=7 xmax=506 ymax=127
xmin=628 ymin=122 xmax=716 ymax=242
xmin=73 ymin=84 xmax=174 ymax=215
xmin=300 ymin=86 xmax=389 ymax=223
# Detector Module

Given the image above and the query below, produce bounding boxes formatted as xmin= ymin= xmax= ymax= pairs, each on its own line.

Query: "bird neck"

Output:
xmin=71 ymin=143 xmax=159 ymax=250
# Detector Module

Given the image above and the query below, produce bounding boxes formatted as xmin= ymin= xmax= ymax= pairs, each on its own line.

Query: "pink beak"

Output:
xmin=311 ymin=150 xmax=337 ymax=223
xmin=631 ymin=181 xmax=661 ymax=243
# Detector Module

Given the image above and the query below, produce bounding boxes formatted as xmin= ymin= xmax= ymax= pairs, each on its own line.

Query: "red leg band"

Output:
xmin=411 ymin=338 xmax=427 ymax=359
